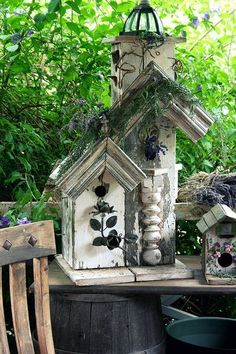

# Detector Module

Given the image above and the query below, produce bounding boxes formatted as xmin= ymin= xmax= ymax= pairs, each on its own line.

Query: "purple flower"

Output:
xmin=17 ymin=217 xmax=31 ymax=225
xmin=77 ymin=98 xmax=86 ymax=106
xmin=196 ymin=84 xmax=202 ymax=92
xmin=26 ymin=30 xmax=34 ymax=36
xmin=191 ymin=17 xmax=200 ymax=28
xmin=203 ymin=12 xmax=210 ymax=20
xmin=211 ymin=7 xmax=221 ymax=14
xmin=11 ymin=33 xmax=22 ymax=44
xmin=0 ymin=216 xmax=10 ymax=226
xmin=14 ymin=9 xmax=26 ymax=16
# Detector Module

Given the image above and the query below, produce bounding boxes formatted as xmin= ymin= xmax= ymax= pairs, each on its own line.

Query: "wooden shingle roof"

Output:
xmin=196 ymin=204 xmax=236 ymax=234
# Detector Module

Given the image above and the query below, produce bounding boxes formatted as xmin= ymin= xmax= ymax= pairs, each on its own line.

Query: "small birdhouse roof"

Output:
xmin=196 ymin=204 xmax=236 ymax=234
xmin=50 ymin=137 xmax=146 ymax=198
xmin=108 ymin=61 xmax=214 ymax=143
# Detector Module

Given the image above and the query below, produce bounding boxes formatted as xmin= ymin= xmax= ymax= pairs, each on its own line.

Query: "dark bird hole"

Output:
xmin=95 ymin=185 xmax=107 ymax=198
xmin=218 ymin=253 xmax=233 ymax=268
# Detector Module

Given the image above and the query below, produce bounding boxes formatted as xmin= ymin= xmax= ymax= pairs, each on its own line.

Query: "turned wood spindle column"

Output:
xmin=141 ymin=169 xmax=168 ymax=265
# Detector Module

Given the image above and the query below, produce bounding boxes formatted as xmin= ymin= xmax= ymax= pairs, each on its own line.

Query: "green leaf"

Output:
xmin=6 ymin=44 xmax=19 ymax=52
xmin=6 ymin=171 xmax=24 ymax=184
xmin=90 ymin=218 xmax=101 ymax=231
xmin=34 ymin=13 xmax=47 ymax=30
xmin=63 ymin=65 xmax=77 ymax=82
xmin=11 ymin=60 xmax=31 ymax=74
xmin=93 ymin=237 xmax=107 ymax=246
xmin=66 ymin=21 xmax=81 ymax=36
xmin=227 ymin=129 xmax=236 ymax=141
xmin=106 ymin=216 xmax=117 ymax=228
xmin=34 ymin=13 xmax=46 ymax=23
xmin=66 ymin=1 xmax=81 ymax=14
xmin=0 ymin=34 xmax=10 ymax=41
xmin=48 ymin=0 xmax=60 ymax=13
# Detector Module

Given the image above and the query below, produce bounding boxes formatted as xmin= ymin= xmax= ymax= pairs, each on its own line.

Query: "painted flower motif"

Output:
xmin=191 ymin=17 xmax=200 ymax=28
xmin=213 ymin=251 xmax=221 ymax=258
xmin=207 ymin=255 xmax=214 ymax=261
xmin=107 ymin=234 xmax=122 ymax=250
xmin=0 ymin=216 xmax=10 ymax=226
xmin=17 ymin=217 xmax=31 ymax=225
xmin=214 ymin=242 xmax=221 ymax=250
xmin=224 ymin=243 xmax=233 ymax=253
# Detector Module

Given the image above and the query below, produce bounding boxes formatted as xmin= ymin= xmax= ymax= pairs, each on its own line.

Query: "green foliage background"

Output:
xmin=0 ymin=0 xmax=235 ymax=205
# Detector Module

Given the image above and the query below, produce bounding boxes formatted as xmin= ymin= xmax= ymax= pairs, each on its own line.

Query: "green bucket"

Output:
xmin=166 ymin=317 xmax=236 ymax=354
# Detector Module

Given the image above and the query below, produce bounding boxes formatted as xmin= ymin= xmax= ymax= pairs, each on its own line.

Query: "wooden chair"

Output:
xmin=0 ymin=220 xmax=56 ymax=354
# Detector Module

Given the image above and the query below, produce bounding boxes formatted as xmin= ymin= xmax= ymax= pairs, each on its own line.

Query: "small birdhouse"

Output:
xmin=197 ymin=204 xmax=236 ymax=284
xmin=51 ymin=138 xmax=146 ymax=271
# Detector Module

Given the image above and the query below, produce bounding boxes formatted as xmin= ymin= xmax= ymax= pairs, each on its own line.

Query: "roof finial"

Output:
xmin=139 ymin=0 xmax=151 ymax=6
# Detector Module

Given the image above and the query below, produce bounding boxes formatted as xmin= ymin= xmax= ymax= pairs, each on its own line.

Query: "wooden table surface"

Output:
xmin=47 ymin=256 xmax=236 ymax=295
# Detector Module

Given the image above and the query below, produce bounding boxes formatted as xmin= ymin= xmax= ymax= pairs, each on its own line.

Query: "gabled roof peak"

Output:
xmin=108 ymin=61 xmax=214 ymax=142
xmin=197 ymin=204 xmax=236 ymax=234
xmin=50 ymin=137 xmax=146 ymax=198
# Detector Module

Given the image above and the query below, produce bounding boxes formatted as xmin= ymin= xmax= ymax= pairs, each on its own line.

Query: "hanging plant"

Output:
xmin=145 ymin=135 xmax=168 ymax=160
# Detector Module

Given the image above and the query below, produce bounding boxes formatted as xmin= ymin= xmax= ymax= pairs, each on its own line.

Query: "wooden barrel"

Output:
xmin=49 ymin=293 xmax=165 ymax=354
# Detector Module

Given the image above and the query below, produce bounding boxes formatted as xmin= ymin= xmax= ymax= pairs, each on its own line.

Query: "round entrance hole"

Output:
xmin=94 ymin=185 xmax=107 ymax=198
xmin=218 ymin=252 xmax=233 ymax=268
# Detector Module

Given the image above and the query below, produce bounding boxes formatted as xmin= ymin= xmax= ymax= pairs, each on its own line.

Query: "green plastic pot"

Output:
xmin=166 ymin=317 xmax=236 ymax=354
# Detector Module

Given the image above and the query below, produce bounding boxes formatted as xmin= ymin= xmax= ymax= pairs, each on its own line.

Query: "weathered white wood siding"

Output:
xmin=111 ymin=37 xmax=175 ymax=101
xmin=71 ymin=172 xmax=126 ymax=269
xmin=62 ymin=193 xmax=74 ymax=268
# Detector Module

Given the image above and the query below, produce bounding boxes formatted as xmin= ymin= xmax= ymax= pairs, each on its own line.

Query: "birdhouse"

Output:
xmin=51 ymin=138 xmax=146 ymax=269
xmin=197 ymin=204 xmax=236 ymax=284
xmin=49 ymin=1 xmax=214 ymax=285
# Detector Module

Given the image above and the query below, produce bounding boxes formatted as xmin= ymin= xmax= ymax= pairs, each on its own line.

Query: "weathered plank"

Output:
xmin=55 ymin=254 xmax=135 ymax=286
xmin=9 ymin=262 xmax=35 ymax=354
xmin=130 ymin=259 xmax=193 ymax=282
xmin=175 ymin=203 xmax=210 ymax=220
xmin=34 ymin=257 xmax=55 ymax=354
xmin=45 ymin=257 xmax=236 ymax=294
xmin=0 ymin=201 xmax=60 ymax=216
xmin=0 ymin=221 xmax=56 ymax=266
xmin=0 ymin=267 xmax=10 ymax=354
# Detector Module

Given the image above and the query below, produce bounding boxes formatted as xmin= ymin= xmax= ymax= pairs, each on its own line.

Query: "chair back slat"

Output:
xmin=34 ymin=257 xmax=55 ymax=354
xmin=0 ymin=221 xmax=56 ymax=266
xmin=0 ymin=267 xmax=10 ymax=354
xmin=9 ymin=262 xmax=35 ymax=354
